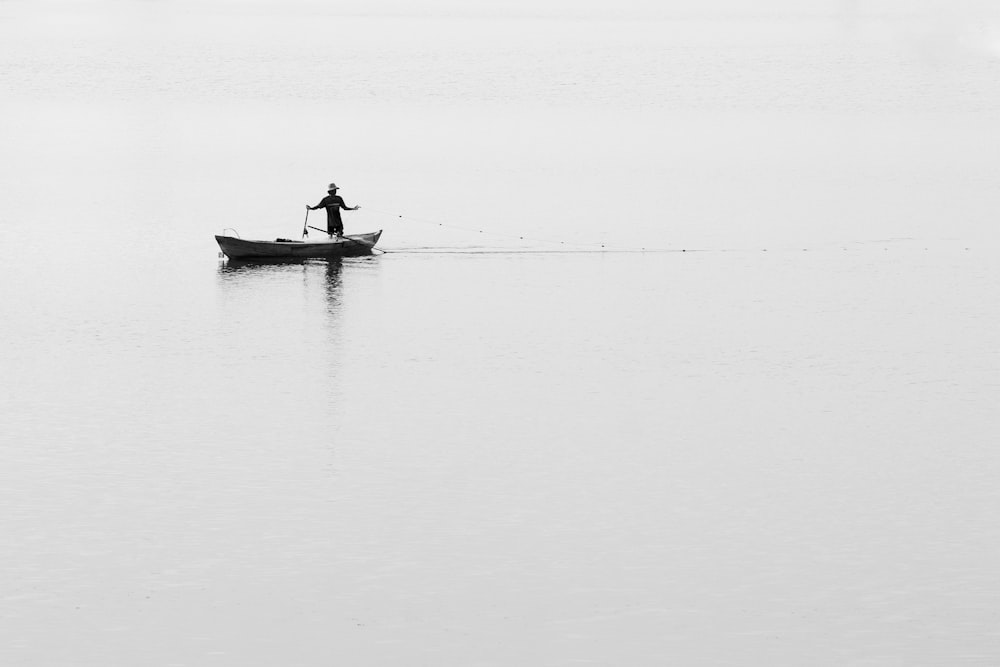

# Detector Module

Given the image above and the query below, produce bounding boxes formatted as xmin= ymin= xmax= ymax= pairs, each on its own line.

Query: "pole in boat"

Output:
xmin=302 ymin=206 xmax=310 ymax=238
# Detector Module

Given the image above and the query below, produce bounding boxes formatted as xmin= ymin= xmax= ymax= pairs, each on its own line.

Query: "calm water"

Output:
xmin=2 ymin=2 xmax=1000 ymax=665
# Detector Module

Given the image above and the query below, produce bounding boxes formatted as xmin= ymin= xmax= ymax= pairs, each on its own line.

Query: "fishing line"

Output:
xmin=362 ymin=206 xmax=665 ymax=253
xmin=360 ymin=209 xmax=963 ymax=255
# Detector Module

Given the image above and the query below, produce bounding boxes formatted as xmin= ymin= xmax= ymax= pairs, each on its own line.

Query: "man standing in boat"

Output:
xmin=308 ymin=183 xmax=360 ymax=237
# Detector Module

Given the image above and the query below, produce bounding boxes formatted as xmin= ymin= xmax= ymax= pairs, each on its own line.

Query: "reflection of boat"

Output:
xmin=215 ymin=231 xmax=382 ymax=259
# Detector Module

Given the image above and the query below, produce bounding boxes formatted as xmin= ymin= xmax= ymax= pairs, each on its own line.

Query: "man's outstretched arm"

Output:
xmin=308 ymin=196 xmax=334 ymax=210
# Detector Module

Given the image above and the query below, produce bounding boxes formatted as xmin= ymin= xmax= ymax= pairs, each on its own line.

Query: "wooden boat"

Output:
xmin=215 ymin=231 xmax=382 ymax=260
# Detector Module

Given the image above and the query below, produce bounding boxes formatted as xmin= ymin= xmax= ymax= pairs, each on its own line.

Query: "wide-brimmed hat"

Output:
xmin=327 ymin=183 xmax=339 ymax=191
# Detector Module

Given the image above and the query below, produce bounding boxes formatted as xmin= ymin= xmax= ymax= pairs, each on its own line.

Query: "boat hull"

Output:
xmin=216 ymin=231 xmax=382 ymax=259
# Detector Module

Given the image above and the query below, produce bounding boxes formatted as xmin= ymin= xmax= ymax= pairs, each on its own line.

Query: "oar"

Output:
xmin=305 ymin=224 xmax=371 ymax=243
xmin=304 ymin=225 xmax=383 ymax=252
xmin=302 ymin=207 xmax=310 ymax=238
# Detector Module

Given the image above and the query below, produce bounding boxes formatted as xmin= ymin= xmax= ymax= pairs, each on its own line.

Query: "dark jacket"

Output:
xmin=313 ymin=194 xmax=351 ymax=231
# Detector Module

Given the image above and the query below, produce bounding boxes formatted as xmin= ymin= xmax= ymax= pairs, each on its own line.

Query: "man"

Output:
xmin=308 ymin=183 xmax=360 ymax=237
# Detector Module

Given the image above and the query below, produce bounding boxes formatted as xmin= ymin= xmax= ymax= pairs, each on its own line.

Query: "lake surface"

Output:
xmin=2 ymin=2 xmax=1000 ymax=665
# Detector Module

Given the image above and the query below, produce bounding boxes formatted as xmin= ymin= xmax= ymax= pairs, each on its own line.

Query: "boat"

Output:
xmin=215 ymin=230 xmax=383 ymax=260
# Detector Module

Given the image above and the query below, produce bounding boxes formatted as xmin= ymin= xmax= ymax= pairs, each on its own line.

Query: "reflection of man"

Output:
xmin=308 ymin=183 xmax=360 ymax=237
